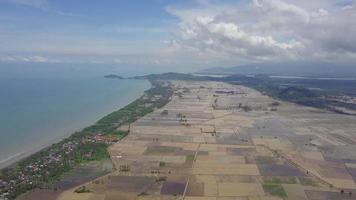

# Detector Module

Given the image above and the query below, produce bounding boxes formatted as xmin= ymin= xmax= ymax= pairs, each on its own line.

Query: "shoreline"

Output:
xmin=0 ymin=80 xmax=174 ymax=199
xmin=0 ymin=131 xmax=75 ymax=169
xmin=0 ymin=80 xmax=152 ymax=170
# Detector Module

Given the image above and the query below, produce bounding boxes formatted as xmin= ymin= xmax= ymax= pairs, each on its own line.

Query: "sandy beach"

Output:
xmin=0 ymin=78 xmax=150 ymax=169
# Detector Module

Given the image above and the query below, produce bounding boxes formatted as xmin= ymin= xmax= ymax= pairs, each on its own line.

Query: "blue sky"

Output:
xmin=0 ymin=1 xmax=184 ymax=68
xmin=0 ymin=0 xmax=355 ymax=72
xmin=0 ymin=1 xmax=177 ymax=56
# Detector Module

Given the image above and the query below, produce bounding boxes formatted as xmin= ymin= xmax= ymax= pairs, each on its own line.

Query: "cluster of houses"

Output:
xmin=0 ymin=132 xmax=119 ymax=199
xmin=327 ymin=95 xmax=356 ymax=104
xmin=0 ymin=139 xmax=82 ymax=198
xmin=93 ymin=134 xmax=119 ymax=144
xmin=0 ymin=180 xmax=8 ymax=199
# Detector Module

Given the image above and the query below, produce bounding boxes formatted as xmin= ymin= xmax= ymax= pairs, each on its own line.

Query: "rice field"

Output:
xmin=50 ymin=80 xmax=356 ymax=200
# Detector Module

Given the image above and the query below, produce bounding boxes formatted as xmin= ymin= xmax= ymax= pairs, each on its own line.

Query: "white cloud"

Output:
xmin=6 ymin=0 xmax=74 ymax=16
xmin=165 ymin=0 xmax=356 ymax=65
xmin=0 ymin=55 xmax=56 ymax=63
xmin=341 ymin=5 xmax=353 ymax=10
xmin=6 ymin=0 xmax=48 ymax=9
xmin=2 ymin=0 xmax=356 ymax=69
xmin=311 ymin=8 xmax=329 ymax=18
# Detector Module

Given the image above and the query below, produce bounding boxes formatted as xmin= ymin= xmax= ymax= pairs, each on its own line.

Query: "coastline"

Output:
xmin=0 ymin=132 xmax=76 ymax=169
xmin=0 ymin=79 xmax=150 ymax=170
xmin=0 ymin=79 xmax=174 ymax=199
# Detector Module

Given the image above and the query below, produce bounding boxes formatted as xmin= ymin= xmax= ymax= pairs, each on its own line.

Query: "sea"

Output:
xmin=0 ymin=69 xmax=150 ymax=168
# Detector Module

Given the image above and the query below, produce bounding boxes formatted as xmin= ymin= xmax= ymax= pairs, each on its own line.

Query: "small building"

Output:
xmin=0 ymin=180 xmax=7 ymax=188
xmin=94 ymin=134 xmax=119 ymax=144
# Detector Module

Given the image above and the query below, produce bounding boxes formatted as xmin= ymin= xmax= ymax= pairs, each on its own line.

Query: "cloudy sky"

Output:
xmin=0 ymin=0 xmax=355 ymax=72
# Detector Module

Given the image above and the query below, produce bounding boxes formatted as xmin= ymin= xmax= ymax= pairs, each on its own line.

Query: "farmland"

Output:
xmin=49 ymin=80 xmax=356 ymax=200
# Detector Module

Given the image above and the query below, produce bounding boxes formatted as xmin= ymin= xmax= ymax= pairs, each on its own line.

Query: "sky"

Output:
xmin=0 ymin=0 xmax=355 ymax=73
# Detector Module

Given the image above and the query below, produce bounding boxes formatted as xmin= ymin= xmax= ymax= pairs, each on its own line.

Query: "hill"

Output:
xmin=104 ymin=74 xmax=124 ymax=79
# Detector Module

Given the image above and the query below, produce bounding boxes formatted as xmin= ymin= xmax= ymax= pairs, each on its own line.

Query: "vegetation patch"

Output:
xmin=155 ymin=176 xmax=167 ymax=182
xmin=74 ymin=186 xmax=91 ymax=193
xmin=119 ymin=165 xmax=130 ymax=172
xmin=262 ymin=183 xmax=287 ymax=198
xmin=0 ymin=80 xmax=173 ymax=199
xmin=159 ymin=161 xmax=166 ymax=167
xmin=185 ymin=155 xmax=195 ymax=163
xmin=256 ymin=156 xmax=277 ymax=164
xmin=110 ymin=130 xmax=128 ymax=139
xmin=298 ymin=177 xmax=317 ymax=186
xmin=263 ymin=176 xmax=297 ymax=184
xmin=144 ymin=146 xmax=178 ymax=155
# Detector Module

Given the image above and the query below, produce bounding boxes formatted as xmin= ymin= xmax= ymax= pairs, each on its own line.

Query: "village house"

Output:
xmin=94 ymin=134 xmax=119 ymax=144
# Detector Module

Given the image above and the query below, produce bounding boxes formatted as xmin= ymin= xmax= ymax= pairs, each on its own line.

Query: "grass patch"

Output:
xmin=256 ymin=156 xmax=276 ymax=164
xmin=145 ymin=146 xmax=178 ymax=154
xmin=110 ymin=130 xmax=128 ymax=139
xmin=119 ymin=165 xmax=130 ymax=172
xmin=159 ymin=161 xmax=166 ymax=167
xmin=74 ymin=186 xmax=91 ymax=193
xmin=262 ymin=183 xmax=287 ymax=198
xmin=298 ymin=177 xmax=317 ymax=186
xmin=263 ymin=176 xmax=297 ymax=184
xmin=186 ymin=155 xmax=195 ymax=162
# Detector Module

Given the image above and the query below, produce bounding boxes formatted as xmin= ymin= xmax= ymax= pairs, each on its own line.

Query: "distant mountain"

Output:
xmin=131 ymin=72 xmax=216 ymax=81
xmin=104 ymin=74 xmax=124 ymax=79
xmin=199 ymin=62 xmax=356 ymax=78
xmin=279 ymin=86 xmax=318 ymax=99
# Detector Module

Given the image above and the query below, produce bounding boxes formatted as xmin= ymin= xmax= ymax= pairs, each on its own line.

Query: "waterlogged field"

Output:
xmin=6 ymin=80 xmax=356 ymax=200
xmin=48 ymin=80 xmax=356 ymax=200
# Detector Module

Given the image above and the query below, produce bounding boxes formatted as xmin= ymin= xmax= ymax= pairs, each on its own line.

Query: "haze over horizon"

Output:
xmin=1 ymin=0 xmax=356 ymax=75
xmin=3 ymin=2 xmax=356 ymax=199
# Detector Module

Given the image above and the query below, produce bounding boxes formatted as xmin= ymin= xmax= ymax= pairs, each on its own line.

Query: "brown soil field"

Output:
xmin=52 ymin=80 xmax=356 ymax=200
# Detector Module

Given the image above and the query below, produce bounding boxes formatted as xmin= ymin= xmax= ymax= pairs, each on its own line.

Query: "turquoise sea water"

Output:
xmin=0 ymin=77 xmax=150 ymax=166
